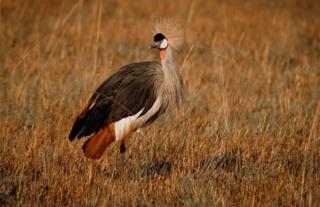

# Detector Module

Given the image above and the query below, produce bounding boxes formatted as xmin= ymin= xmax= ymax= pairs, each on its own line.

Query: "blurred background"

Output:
xmin=1 ymin=0 xmax=320 ymax=206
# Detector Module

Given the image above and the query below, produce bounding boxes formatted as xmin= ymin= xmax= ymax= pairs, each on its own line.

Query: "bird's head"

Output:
xmin=149 ymin=18 xmax=184 ymax=59
xmin=149 ymin=33 xmax=168 ymax=59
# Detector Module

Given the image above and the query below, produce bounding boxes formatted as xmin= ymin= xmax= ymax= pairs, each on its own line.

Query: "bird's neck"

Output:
xmin=159 ymin=46 xmax=183 ymax=106
xmin=160 ymin=47 xmax=175 ymax=72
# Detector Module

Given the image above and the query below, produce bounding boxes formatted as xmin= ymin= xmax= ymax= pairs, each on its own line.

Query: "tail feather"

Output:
xmin=69 ymin=117 xmax=85 ymax=140
xmin=82 ymin=126 xmax=115 ymax=159
xmin=69 ymin=94 xmax=101 ymax=141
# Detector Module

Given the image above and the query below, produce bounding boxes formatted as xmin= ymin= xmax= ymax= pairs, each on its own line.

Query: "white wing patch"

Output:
xmin=114 ymin=109 xmax=143 ymax=140
xmin=136 ymin=98 xmax=162 ymax=126
xmin=114 ymin=98 xmax=162 ymax=140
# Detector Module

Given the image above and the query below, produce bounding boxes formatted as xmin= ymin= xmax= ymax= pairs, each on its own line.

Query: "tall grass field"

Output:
xmin=1 ymin=0 xmax=320 ymax=206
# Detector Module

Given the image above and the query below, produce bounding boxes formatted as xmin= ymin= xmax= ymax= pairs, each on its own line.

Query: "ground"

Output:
xmin=1 ymin=0 xmax=320 ymax=206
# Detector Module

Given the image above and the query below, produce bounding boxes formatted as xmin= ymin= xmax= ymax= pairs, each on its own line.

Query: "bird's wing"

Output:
xmin=107 ymin=62 xmax=162 ymax=123
xmin=68 ymin=61 xmax=164 ymax=141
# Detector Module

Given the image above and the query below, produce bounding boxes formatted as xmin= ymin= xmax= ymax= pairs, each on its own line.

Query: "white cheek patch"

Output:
xmin=160 ymin=39 xmax=168 ymax=49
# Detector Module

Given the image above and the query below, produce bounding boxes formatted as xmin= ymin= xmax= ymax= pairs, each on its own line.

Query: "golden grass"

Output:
xmin=1 ymin=0 xmax=320 ymax=206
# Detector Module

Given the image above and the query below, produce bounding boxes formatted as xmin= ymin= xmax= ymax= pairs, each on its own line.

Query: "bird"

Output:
xmin=68 ymin=19 xmax=184 ymax=159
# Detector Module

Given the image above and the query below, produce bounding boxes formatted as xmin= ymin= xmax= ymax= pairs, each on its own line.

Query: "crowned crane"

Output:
xmin=69 ymin=20 xmax=184 ymax=159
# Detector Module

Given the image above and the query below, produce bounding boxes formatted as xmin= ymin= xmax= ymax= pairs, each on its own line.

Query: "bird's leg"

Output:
xmin=119 ymin=140 xmax=126 ymax=153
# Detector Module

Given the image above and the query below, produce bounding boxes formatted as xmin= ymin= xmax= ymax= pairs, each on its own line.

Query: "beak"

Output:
xmin=149 ymin=41 xmax=161 ymax=49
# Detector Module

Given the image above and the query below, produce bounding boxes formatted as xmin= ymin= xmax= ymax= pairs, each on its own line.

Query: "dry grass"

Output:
xmin=1 ymin=0 xmax=320 ymax=206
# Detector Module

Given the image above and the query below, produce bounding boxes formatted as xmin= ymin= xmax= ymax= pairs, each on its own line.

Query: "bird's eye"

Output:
xmin=160 ymin=39 xmax=168 ymax=49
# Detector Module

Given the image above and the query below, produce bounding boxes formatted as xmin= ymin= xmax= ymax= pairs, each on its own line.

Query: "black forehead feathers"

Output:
xmin=154 ymin=33 xmax=166 ymax=42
